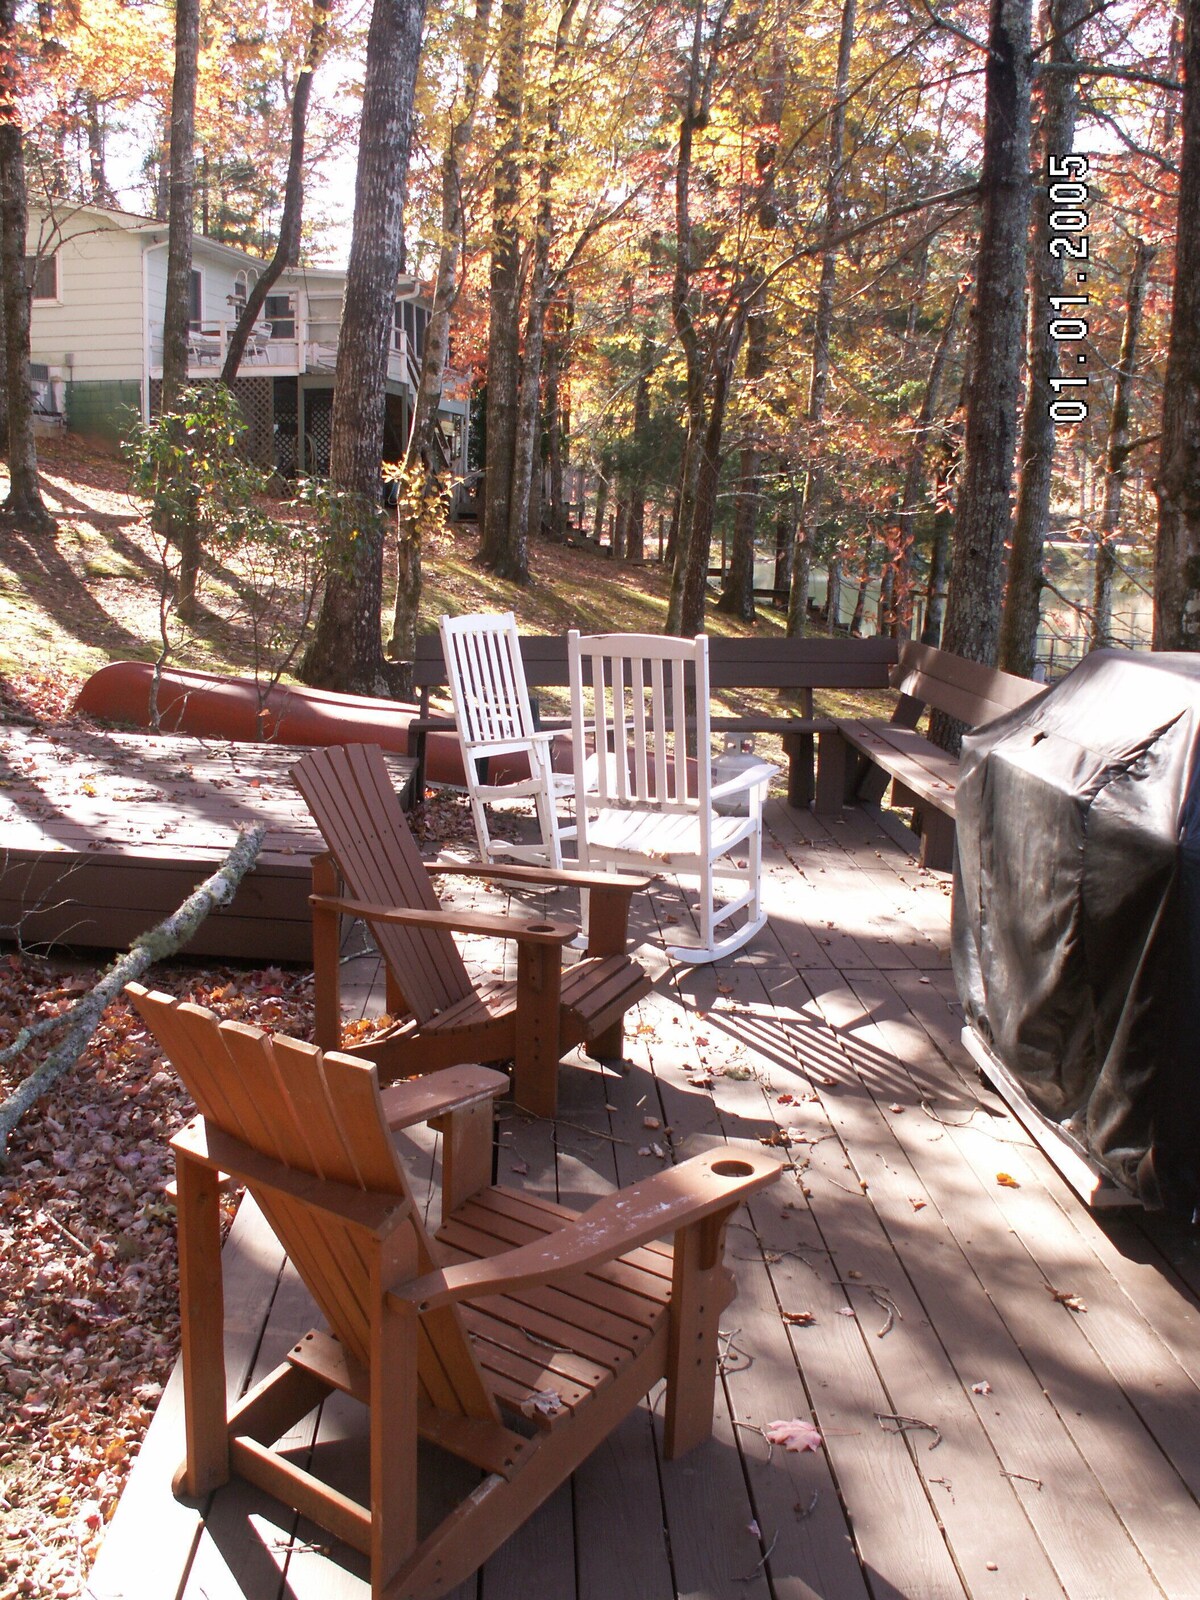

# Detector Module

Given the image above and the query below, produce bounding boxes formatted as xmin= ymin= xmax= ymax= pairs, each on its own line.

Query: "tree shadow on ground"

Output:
xmin=0 ymin=523 xmax=148 ymax=663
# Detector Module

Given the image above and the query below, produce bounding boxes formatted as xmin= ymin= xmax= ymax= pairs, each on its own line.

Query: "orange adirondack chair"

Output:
xmin=128 ymin=984 xmax=782 ymax=1600
xmin=292 ymin=742 xmax=652 ymax=1117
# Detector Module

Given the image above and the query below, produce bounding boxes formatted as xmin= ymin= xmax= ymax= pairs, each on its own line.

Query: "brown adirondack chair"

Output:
xmin=292 ymin=742 xmax=653 ymax=1117
xmin=128 ymin=983 xmax=781 ymax=1600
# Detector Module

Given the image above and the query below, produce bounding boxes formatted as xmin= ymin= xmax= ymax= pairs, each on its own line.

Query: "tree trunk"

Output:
xmin=666 ymin=3 xmax=716 ymax=637
xmin=300 ymin=0 xmax=428 ymax=694
xmin=0 ymin=0 xmax=53 ymax=530
xmin=544 ymin=313 xmax=566 ymax=541
xmin=888 ymin=290 xmax=964 ymax=634
xmin=220 ymin=0 xmax=331 ymax=387
xmin=478 ymin=0 xmax=526 ymax=577
xmin=719 ymin=303 xmax=765 ymax=621
xmin=674 ymin=330 xmax=741 ymax=635
xmin=591 ymin=468 xmax=609 ymax=544
xmin=850 ymin=571 xmax=868 ymax=635
xmin=718 ymin=14 xmax=786 ymax=622
xmin=507 ymin=0 xmax=580 ymax=575
xmin=85 ymin=93 xmax=116 ymax=206
xmin=787 ymin=0 xmax=856 ymax=638
xmin=624 ymin=331 xmax=652 ymax=563
xmin=935 ymin=0 xmax=1033 ymax=745
xmin=1093 ymin=240 xmax=1153 ymax=649
xmin=1154 ymin=0 xmax=1200 ymax=650
xmin=922 ymin=506 xmax=952 ymax=645
xmin=160 ymin=0 xmax=201 ymax=612
xmin=388 ymin=0 xmax=492 ymax=663
xmin=998 ymin=0 xmax=1086 ymax=675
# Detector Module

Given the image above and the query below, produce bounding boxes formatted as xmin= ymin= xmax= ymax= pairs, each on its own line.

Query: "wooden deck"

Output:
xmin=87 ymin=795 xmax=1200 ymax=1600
xmin=0 ymin=726 xmax=415 ymax=962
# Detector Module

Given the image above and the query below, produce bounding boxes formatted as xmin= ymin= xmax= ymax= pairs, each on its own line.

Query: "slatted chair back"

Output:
xmin=128 ymin=983 xmax=498 ymax=1421
xmin=440 ymin=610 xmax=541 ymax=755
xmin=570 ymin=631 xmax=712 ymax=816
xmin=292 ymin=742 xmax=475 ymax=1023
xmin=439 ymin=610 xmax=573 ymax=869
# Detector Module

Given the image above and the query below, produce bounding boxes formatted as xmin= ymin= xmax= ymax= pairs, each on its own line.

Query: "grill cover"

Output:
xmin=952 ymin=649 xmax=1200 ymax=1213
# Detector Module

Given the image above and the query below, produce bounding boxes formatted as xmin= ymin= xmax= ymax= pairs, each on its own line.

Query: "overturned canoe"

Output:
xmin=71 ymin=660 xmax=479 ymax=787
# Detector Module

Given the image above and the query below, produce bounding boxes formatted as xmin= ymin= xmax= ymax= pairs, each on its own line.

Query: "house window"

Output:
xmin=24 ymin=253 xmax=58 ymax=301
xmin=189 ymin=268 xmax=203 ymax=329
xmin=264 ymin=292 xmax=294 ymax=338
xmin=412 ymin=304 xmax=428 ymax=360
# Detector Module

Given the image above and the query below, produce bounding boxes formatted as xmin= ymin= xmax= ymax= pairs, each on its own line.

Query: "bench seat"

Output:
xmin=817 ymin=642 xmax=1043 ymax=869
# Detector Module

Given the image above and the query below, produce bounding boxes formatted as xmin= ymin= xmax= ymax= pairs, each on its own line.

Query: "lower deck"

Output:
xmin=89 ymin=795 xmax=1200 ymax=1600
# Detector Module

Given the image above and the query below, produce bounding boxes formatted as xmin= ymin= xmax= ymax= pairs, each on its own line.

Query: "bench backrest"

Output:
xmin=412 ymin=631 xmax=899 ymax=698
xmin=890 ymin=641 xmax=1043 ymax=730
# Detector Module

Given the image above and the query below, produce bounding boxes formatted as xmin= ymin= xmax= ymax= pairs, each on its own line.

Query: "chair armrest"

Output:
xmin=461 ymin=731 xmax=558 ymax=761
xmin=428 ymin=860 xmax=653 ymax=897
xmin=380 ymin=1065 xmax=509 ymax=1131
xmin=309 ymin=891 xmax=577 ymax=946
xmin=710 ymin=761 xmax=779 ymax=803
xmin=394 ymin=1147 xmax=782 ymax=1311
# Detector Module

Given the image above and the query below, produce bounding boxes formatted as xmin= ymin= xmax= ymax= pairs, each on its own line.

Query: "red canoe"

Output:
xmin=71 ymin=661 xmax=486 ymax=786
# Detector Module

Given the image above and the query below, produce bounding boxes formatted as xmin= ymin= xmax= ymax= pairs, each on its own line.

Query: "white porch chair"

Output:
xmin=568 ymin=630 xmax=778 ymax=963
xmin=439 ymin=611 xmax=576 ymax=869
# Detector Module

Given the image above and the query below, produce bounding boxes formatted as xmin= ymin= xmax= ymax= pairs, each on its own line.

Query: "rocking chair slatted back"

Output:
xmin=292 ymin=743 xmax=472 ymax=1022
xmin=128 ymin=984 xmax=498 ymax=1424
xmin=441 ymin=611 xmax=540 ymax=753
xmin=575 ymin=632 xmax=709 ymax=812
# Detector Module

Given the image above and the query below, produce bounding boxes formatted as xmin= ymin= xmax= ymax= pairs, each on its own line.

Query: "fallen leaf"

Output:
xmin=764 ymin=1418 xmax=823 ymax=1453
xmin=519 ymin=1389 xmax=565 ymax=1419
xmin=909 ymin=1196 xmax=927 ymax=1211
xmin=971 ymin=1380 xmax=992 ymax=1395
xmin=1049 ymin=1287 xmax=1087 ymax=1313
xmin=642 ymin=1115 xmax=661 ymax=1130
xmin=782 ymin=1310 xmax=816 ymax=1326
xmin=995 ymin=1172 xmax=1020 ymax=1188
xmin=510 ymin=1158 xmax=530 ymax=1176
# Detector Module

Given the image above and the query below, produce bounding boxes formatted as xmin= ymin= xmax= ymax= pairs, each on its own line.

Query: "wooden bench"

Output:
xmin=817 ymin=640 xmax=1044 ymax=869
xmin=408 ymin=632 xmax=901 ymax=808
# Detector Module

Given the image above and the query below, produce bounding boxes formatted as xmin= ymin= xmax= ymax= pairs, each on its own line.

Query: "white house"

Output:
xmin=24 ymin=200 xmax=470 ymax=478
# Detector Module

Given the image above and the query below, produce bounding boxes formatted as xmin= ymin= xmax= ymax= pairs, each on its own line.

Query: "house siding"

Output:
xmin=29 ymin=211 xmax=149 ymax=386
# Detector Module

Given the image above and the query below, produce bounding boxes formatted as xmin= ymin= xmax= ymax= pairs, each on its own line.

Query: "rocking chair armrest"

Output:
xmin=461 ymin=730 xmax=558 ymax=761
xmin=428 ymin=860 xmax=653 ymax=897
xmin=379 ymin=1064 xmax=509 ymax=1131
xmin=309 ymin=891 xmax=578 ymax=946
xmin=394 ymin=1147 xmax=783 ymax=1312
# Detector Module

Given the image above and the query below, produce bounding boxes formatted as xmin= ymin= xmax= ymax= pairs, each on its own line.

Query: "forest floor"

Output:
xmin=0 ymin=437 xmax=883 ymax=1599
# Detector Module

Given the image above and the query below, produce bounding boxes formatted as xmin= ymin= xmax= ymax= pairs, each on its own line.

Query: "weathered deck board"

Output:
xmin=90 ymin=793 xmax=1200 ymax=1600
xmin=0 ymin=726 xmax=414 ymax=961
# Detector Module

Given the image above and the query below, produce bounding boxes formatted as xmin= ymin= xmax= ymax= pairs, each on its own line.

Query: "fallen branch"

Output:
xmin=0 ymin=824 xmax=266 ymax=1164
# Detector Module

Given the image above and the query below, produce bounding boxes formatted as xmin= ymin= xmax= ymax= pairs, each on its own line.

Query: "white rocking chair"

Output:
xmin=439 ymin=611 xmax=576 ymax=869
xmin=568 ymin=630 xmax=777 ymax=963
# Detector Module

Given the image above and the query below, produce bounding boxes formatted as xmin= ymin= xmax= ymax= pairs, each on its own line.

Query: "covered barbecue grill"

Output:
xmin=953 ymin=649 xmax=1200 ymax=1215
